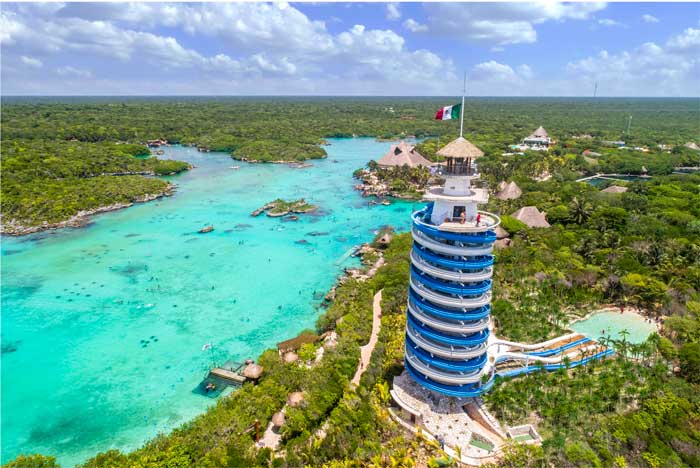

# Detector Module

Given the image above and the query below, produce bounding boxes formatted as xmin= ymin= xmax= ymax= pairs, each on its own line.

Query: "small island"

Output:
xmin=251 ymin=198 xmax=318 ymax=218
xmin=353 ymin=142 xmax=437 ymax=200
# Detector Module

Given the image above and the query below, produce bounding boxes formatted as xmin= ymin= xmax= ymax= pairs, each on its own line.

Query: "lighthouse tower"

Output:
xmin=404 ymin=136 xmax=500 ymax=397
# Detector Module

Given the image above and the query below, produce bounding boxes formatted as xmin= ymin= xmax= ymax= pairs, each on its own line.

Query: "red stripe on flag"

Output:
xmin=434 ymin=108 xmax=444 ymax=120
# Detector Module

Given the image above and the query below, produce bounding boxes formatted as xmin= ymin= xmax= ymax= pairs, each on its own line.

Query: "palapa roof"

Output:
xmin=526 ymin=126 xmax=549 ymax=139
xmin=243 ymin=363 xmax=264 ymax=379
xmin=377 ymin=141 xmax=433 ymax=167
xmin=495 ymin=181 xmax=522 ymax=200
xmin=283 ymin=351 xmax=299 ymax=363
xmin=494 ymin=226 xmax=510 ymax=239
xmin=436 ymin=136 xmax=484 ymax=159
xmin=287 ymin=392 xmax=305 ymax=407
xmin=684 ymin=142 xmax=700 ymax=151
xmin=601 ymin=185 xmax=628 ymax=193
xmin=272 ymin=411 xmax=286 ymax=427
xmin=511 ymin=206 xmax=551 ymax=228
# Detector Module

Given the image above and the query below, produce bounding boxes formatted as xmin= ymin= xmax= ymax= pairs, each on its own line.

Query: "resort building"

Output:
xmin=404 ymin=135 xmax=500 ymax=397
xmin=522 ymin=126 xmax=553 ymax=149
xmin=377 ymin=141 xmax=433 ymax=168
xmin=510 ymin=206 xmax=551 ymax=228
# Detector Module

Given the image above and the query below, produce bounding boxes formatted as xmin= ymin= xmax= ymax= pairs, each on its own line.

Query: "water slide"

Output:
xmin=496 ymin=348 xmax=615 ymax=378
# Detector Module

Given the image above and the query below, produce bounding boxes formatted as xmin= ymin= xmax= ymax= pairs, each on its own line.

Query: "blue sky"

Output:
xmin=1 ymin=2 xmax=698 ymax=96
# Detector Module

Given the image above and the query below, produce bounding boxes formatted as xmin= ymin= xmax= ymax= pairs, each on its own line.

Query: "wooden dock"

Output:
xmin=209 ymin=367 xmax=247 ymax=384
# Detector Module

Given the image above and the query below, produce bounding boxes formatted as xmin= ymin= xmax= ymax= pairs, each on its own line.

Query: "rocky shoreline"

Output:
xmin=1 ymin=185 xmax=176 ymax=236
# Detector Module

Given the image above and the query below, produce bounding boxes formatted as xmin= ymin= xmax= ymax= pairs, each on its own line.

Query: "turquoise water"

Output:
xmin=1 ymin=138 xmax=420 ymax=466
xmin=585 ymin=175 xmax=653 ymax=187
xmin=570 ymin=311 xmax=657 ymax=344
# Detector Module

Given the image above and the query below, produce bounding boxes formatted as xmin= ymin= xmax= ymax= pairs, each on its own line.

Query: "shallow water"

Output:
xmin=570 ymin=311 xmax=657 ymax=344
xmin=1 ymin=138 xmax=420 ymax=466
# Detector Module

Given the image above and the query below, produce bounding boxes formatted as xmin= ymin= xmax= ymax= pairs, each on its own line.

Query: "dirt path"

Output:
xmin=351 ymin=289 xmax=383 ymax=387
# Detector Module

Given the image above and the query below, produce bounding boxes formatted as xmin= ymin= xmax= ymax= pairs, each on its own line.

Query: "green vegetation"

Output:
xmin=353 ymin=160 xmax=434 ymax=200
xmin=3 ymin=97 xmax=699 ymax=467
xmin=256 ymin=198 xmax=318 ymax=217
xmin=1 ymin=139 xmax=189 ymax=232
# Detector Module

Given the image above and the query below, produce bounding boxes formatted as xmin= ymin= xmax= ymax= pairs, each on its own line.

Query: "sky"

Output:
xmin=1 ymin=1 xmax=699 ymax=96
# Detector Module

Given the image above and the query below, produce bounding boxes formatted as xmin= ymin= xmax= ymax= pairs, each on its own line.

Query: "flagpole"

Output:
xmin=459 ymin=72 xmax=466 ymax=138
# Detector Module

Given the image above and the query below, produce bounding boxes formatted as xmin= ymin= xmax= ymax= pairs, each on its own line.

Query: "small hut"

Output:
xmin=436 ymin=137 xmax=484 ymax=174
xmin=495 ymin=181 xmax=522 ymax=200
xmin=377 ymin=141 xmax=433 ymax=168
xmin=272 ymin=411 xmax=286 ymax=429
xmin=494 ymin=226 xmax=510 ymax=239
xmin=243 ymin=363 xmax=264 ymax=380
xmin=287 ymin=392 xmax=305 ymax=408
xmin=283 ymin=351 xmax=299 ymax=363
xmin=601 ymin=185 xmax=628 ymax=193
xmin=522 ymin=126 xmax=553 ymax=149
xmin=511 ymin=206 xmax=551 ymax=228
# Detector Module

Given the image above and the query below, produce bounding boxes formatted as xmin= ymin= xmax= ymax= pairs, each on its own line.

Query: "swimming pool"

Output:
xmin=569 ymin=311 xmax=657 ymax=344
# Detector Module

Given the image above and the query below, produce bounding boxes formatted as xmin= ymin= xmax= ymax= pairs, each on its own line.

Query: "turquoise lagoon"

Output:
xmin=1 ymin=138 xmax=421 ymax=465
xmin=570 ymin=311 xmax=657 ymax=344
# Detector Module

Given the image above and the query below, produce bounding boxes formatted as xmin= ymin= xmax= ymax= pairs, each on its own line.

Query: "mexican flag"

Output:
xmin=434 ymin=103 xmax=461 ymax=120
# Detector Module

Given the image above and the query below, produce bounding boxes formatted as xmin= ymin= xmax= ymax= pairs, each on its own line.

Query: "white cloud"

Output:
xmin=20 ymin=55 xmax=42 ymax=68
xmin=403 ymin=19 xmax=428 ymax=33
xmin=56 ymin=66 xmax=92 ymax=78
xmin=421 ymin=2 xmax=607 ymax=46
xmin=516 ymin=64 xmax=533 ymax=80
xmin=386 ymin=3 xmax=401 ymax=21
xmin=598 ymin=18 xmax=624 ymax=28
xmin=566 ymin=27 xmax=699 ymax=96
xmin=642 ymin=14 xmax=659 ymax=24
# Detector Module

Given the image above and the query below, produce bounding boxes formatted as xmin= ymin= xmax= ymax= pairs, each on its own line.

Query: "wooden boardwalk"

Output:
xmin=210 ymin=367 xmax=246 ymax=384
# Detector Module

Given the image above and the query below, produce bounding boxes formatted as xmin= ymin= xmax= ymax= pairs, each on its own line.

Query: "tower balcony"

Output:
xmin=413 ymin=206 xmax=500 ymax=234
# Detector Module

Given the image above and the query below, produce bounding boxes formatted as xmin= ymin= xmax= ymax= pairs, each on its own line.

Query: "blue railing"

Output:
xmin=408 ymin=290 xmax=491 ymax=320
xmin=405 ymin=360 xmax=487 ymax=398
xmin=406 ymin=336 xmax=487 ymax=372
xmin=407 ymin=314 xmax=490 ymax=346
xmin=411 ymin=266 xmax=492 ymax=295
xmin=412 ymin=246 xmax=494 ymax=269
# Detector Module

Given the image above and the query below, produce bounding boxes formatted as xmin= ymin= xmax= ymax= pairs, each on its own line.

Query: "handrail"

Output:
xmin=407 ymin=300 xmax=490 ymax=334
xmin=406 ymin=335 xmax=487 ymax=372
xmin=411 ymin=266 xmax=492 ymax=295
xmin=408 ymin=291 xmax=491 ymax=320
xmin=406 ymin=314 xmax=490 ymax=346
xmin=412 ymin=246 xmax=494 ymax=269
xmin=406 ymin=349 xmax=484 ymax=385
xmin=410 ymin=250 xmax=493 ymax=282
xmin=412 ymin=211 xmax=497 ymax=244
xmin=405 ymin=361 xmax=486 ymax=398
xmin=405 ymin=327 xmax=486 ymax=359
xmin=410 ymin=280 xmax=492 ymax=308
xmin=412 ymin=228 xmax=494 ymax=256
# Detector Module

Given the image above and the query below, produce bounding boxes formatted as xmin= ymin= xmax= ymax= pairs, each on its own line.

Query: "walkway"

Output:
xmin=351 ymin=289 xmax=383 ymax=387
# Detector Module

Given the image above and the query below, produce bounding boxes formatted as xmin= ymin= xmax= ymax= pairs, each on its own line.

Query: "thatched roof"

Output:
xmin=436 ymin=137 xmax=484 ymax=159
xmin=495 ymin=181 xmax=522 ymax=200
xmin=494 ymin=226 xmax=509 ymax=239
xmin=287 ymin=392 xmax=305 ymax=407
xmin=283 ymin=351 xmax=299 ymax=363
xmin=277 ymin=332 xmax=319 ymax=353
xmin=526 ymin=126 xmax=549 ymax=139
xmin=684 ymin=142 xmax=700 ymax=151
xmin=243 ymin=363 xmax=264 ymax=379
xmin=601 ymin=185 xmax=628 ymax=193
xmin=377 ymin=141 xmax=433 ymax=168
xmin=497 ymin=181 xmax=508 ymax=191
xmin=511 ymin=206 xmax=551 ymax=228
xmin=495 ymin=238 xmax=512 ymax=249
xmin=272 ymin=411 xmax=286 ymax=427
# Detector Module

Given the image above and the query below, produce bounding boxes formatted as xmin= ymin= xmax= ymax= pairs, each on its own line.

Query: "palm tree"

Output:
xmin=569 ymin=196 xmax=592 ymax=225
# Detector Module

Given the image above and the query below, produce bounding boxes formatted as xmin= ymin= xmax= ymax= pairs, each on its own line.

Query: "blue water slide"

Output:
xmin=411 ymin=268 xmax=492 ymax=296
xmin=408 ymin=290 xmax=491 ymax=320
xmin=407 ymin=314 xmax=490 ymax=346
xmin=412 ymin=215 xmax=497 ymax=244
xmin=412 ymin=246 xmax=494 ymax=270
xmin=523 ymin=337 xmax=591 ymax=357
xmin=496 ymin=349 xmax=615 ymax=378
xmin=406 ymin=336 xmax=487 ymax=372
xmin=405 ymin=360 xmax=487 ymax=398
